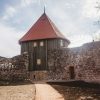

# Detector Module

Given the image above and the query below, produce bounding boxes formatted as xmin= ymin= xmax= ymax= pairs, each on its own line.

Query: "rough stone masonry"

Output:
xmin=0 ymin=41 xmax=100 ymax=82
xmin=0 ymin=53 xmax=29 ymax=82
xmin=47 ymin=41 xmax=100 ymax=82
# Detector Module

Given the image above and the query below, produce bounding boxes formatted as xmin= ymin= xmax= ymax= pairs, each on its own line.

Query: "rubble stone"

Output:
xmin=0 ymin=41 xmax=100 ymax=82
xmin=47 ymin=41 xmax=100 ymax=82
xmin=0 ymin=53 xmax=29 ymax=82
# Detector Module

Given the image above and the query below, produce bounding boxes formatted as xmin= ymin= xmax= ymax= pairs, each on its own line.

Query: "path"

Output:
xmin=35 ymin=83 xmax=64 ymax=100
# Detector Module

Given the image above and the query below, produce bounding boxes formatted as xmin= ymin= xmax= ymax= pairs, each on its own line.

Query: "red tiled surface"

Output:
xmin=19 ymin=13 xmax=69 ymax=43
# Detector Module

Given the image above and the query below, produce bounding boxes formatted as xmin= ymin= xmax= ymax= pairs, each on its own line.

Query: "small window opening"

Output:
xmin=33 ymin=42 xmax=37 ymax=47
xmin=60 ymin=40 xmax=64 ymax=47
xmin=40 ymin=41 xmax=44 ymax=46
xmin=37 ymin=59 xmax=41 ymax=65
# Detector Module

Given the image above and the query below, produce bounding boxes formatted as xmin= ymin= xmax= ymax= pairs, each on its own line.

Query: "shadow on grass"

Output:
xmin=0 ymin=80 xmax=33 ymax=86
xmin=47 ymin=80 xmax=100 ymax=89
xmin=47 ymin=80 xmax=100 ymax=100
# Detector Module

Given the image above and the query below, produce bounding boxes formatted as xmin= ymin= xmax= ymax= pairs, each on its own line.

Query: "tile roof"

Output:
xmin=19 ymin=13 xmax=70 ymax=43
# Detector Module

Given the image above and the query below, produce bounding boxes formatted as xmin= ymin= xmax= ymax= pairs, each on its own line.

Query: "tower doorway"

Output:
xmin=69 ymin=66 xmax=75 ymax=79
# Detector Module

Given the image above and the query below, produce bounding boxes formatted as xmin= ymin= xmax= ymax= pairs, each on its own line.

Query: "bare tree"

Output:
xmin=94 ymin=0 xmax=100 ymax=41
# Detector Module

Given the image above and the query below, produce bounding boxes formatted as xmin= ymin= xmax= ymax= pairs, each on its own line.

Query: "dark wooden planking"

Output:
xmin=20 ymin=38 xmax=69 ymax=71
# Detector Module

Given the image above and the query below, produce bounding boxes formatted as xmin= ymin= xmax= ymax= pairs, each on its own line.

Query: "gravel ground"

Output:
xmin=0 ymin=82 xmax=99 ymax=100
xmin=0 ymin=84 xmax=35 ymax=100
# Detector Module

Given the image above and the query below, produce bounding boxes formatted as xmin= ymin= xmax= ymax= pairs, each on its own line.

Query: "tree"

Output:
xmin=94 ymin=0 xmax=100 ymax=41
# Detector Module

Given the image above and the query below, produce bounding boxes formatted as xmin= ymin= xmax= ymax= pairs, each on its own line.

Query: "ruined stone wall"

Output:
xmin=0 ymin=53 xmax=29 ymax=81
xmin=72 ymin=41 xmax=100 ymax=82
xmin=47 ymin=48 xmax=71 ymax=80
xmin=30 ymin=71 xmax=48 ymax=81
xmin=47 ymin=41 xmax=100 ymax=82
xmin=0 ymin=41 xmax=100 ymax=82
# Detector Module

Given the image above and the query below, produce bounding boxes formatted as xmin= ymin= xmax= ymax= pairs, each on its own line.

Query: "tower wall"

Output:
xmin=20 ymin=39 xmax=69 ymax=72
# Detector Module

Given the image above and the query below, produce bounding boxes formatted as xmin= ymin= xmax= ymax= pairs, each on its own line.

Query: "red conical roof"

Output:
xmin=19 ymin=13 xmax=70 ymax=43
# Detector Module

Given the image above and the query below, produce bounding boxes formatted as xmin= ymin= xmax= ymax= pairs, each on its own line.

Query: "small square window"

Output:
xmin=37 ymin=59 xmax=41 ymax=65
xmin=60 ymin=40 xmax=64 ymax=47
xmin=33 ymin=42 xmax=37 ymax=47
xmin=40 ymin=41 xmax=44 ymax=46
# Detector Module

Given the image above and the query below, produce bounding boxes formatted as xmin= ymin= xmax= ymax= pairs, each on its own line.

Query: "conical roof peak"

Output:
xmin=19 ymin=12 xmax=70 ymax=43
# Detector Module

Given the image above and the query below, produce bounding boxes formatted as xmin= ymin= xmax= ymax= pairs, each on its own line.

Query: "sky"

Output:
xmin=0 ymin=0 xmax=100 ymax=57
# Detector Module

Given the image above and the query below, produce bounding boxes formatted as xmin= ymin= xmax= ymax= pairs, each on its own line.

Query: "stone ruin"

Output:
xmin=47 ymin=41 xmax=100 ymax=82
xmin=0 ymin=41 xmax=100 ymax=82
xmin=0 ymin=53 xmax=29 ymax=82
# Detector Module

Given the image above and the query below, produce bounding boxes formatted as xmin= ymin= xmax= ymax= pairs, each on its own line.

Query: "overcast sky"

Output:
xmin=0 ymin=0 xmax=100 ymax=57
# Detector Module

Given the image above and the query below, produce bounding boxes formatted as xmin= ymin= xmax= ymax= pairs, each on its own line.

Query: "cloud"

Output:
xmin=2 ymin=6 xmax=16 ymax=20
xmin=0 ymin=23 xmax=23 ymax=57
xmin=94 ymin=30 xmax=100 ymax=40
xmin=68 ymin=34 xmax=92 ymax=47
xmin=20 ymin=0 xmax=37 ymax=7
xmin=0 ymin=0 xmax=99 ymax=57
xmin=82 ymin=0 xmax=97 ymax=18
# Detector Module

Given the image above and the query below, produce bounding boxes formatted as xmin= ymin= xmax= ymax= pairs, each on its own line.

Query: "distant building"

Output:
xmin=19 ymin=12 xmax=70 ymax=80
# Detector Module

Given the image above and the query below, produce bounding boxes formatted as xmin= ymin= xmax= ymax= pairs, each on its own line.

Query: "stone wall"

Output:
xmin=30 ymin=71 xmax=48 ymax=81
xmin=47 ymin=49 xmax=70 ymax=80
xmin=47 ymin=41 xmax=100 ymax=82
xmin=72 ymin=41 xmax=100 ymax=82
xmin=0 ymin=41 xmax=100 ymax=82
xmin=0 ymin=53 xmax=29 ymax=81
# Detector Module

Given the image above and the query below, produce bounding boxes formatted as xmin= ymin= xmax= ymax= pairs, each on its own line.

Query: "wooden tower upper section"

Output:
xmin=19 ymin=12 xmax=70 ymax=71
